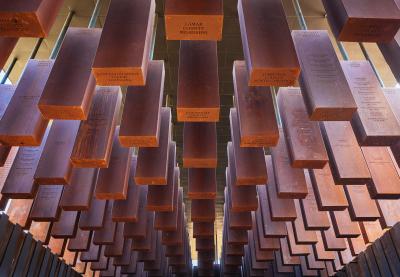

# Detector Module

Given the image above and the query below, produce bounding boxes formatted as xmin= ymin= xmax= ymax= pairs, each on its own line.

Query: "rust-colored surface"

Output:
xmin=183 ymin=122 xmax=217 ymax=168
xmin=0 ymin=38 xmax=17 ymax=68
xmin=60 ymin=168 xmax=98 ymax=211
xmin=50 ymin=210 xmax=78 ymax=238
xmin=177 ymin=41 xmax=219 ymax=122
xmin=92 ymin=200 xmax=116 ymax=245
xmin=0 ymin=60 xmax=52 ymax=146
xmin=330 ymin=209 xmax=361 ymax=238
xmin=321 ymin=121 xmax=371 ymax=184
xmin=344 ymin=185 xmax=380 ymax=221
xmin=154 ymin=187 xmax=181 ymax=231
xmin=34 ymin=120 xmax=80 ymax=184
xmin=79 ymin=198 xmax=107 ymax=230
xmin=191 ymin=199 xmax=215 ymax=222
xmin=119 ymin=61 xmax=164 ymax=147
xmin=0 ymin=0 xmax=64 ymax=37
xmin=362 ymin=146 xmax=400 ymax=198
xmin=292 ymin=30 xmax=357 ymax=121
xmin=135 ymin=108 xmax=171 ymax=185
xmin=299 ymin=171 xmax=330 ymax=230
xmin=322 ymin=0 xmax=400 ymax=42
xmin=71 ymin=86 xmax=121 ymax=168
xmin=39 ymin=28 xmax=101 ymax=120
xmin=92 ymin=0 xmax=155 ymax=86
xmin=165 ymin=0 xmax=223 ymax=40
xmin=233 ymin=61 xmax=278 ymax=147
xmin=67 ymin=229 xmax=91 ymax=252
xmin=342 ymin=61 xmax=400 ymax=146
xmin=309 ymin=165 xmax=348 ymax=211
xmin=147 ymin=144 xmax=177 ymax=212
xmin=95 ymin=126 xmax=132 ymax=200
xmin=230 ymin=108 xmax=267 ymax=185
xmin=271 ymin=129 xmax=308 ymax=199
xmin=265 ymin=155 xmax=296 ymax=221
xmin=7 ymin=198 xmax=33 ymax=229
xmin=238 ymin=0 xmax=299 ymax=86
xmin=188 ymin=168 xmax=216 ymax=199
xmin=29 ymin=185 xmax=62 ymax=221
xmin=112 ymin=157 xmax=141 ymax=222
xmin=278 ymin=87 xmax=328 ymax=168
xmin=226 ymin=143 xmax=258 ymax=212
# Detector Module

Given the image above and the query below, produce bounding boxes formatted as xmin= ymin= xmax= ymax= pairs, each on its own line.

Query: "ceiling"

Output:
xmin=3 ymin=0 xmax=398 ymax=261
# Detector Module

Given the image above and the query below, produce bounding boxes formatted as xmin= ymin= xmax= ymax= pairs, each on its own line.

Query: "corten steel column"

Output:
xmin=293 ymin=0 xmax=385 ymax=86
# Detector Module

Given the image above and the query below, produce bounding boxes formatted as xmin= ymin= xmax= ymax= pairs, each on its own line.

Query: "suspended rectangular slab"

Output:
xmin=285 ymin=222 xmax=310 ymax=256
xmin=29 ymin=185 xmax=63 ymax=221
xmin=80 ymin=238 xmax=101 ymax=262
xmin=359 ymin=220 xmax=384 ymax=244
xmin=309 ymin=165 xmax=348 ymax=211
xmin=112 ymin=157 xmax=141 ymax=222
xmin=95 ymin=126 xmax=132 ymax=200
xmin=233 ymin=61 xmax=278 ymax=147
xmin=188 ymin=168 xmax=216 ymax=199
xmin=0 ymin=85 xmax=15 ymax=160
xmin=50 ymin=210 xmax=78 ymax=238
xmin=92 ymin=0 xmax=155 ymax=86
xmin=0 ymin=225 xmax=25 ymax=275
xmin=330 ymin=209 xmax=361 ymax=238
xmin=1 ymin=126 xmax=49 ymax=198
xmin=299 ymin=170 xmax=330 ymax=230
xmin=341 ymin=61 xmax=400 ymax=145
xmin=279 ymin=238 xmax=301 ymax=265
xmin=191 ymin=199 xmax=215 ymax=222
xmin=271 ymin=129 xmax=307 ymax=199
xmin=321 ymin=217 xmax=347 ymax=251
xmin=79 ymin=198 xmax=107 ymax=230
xmin=312 ymin=232 xmax=335 ymax=261
xmin=29 ymin=220 xmax=52 ymax=244
xmin=147 ymin=143 xmax=177 ymax=211
xmin=230 ymin=108 xmax=267 ymax=185
xmin=135 ymin=107 xmax=171 ymax=185
xmin=71 ymin=86 xmax=122 ymax=168
xmin=68 ymin=229 xmax=92 ymax=252
xmin=90 ymin=247 xmax=108 ymax=270
xmin=225 ymin=190 xmax=252 ymax=230
xmin=120 ymin=253 xmax=140 ymax=274
xmin=177 ymin=40 xmax=219 ymax=122
xmin=104 ymin=223 xmax=124 ymax=257
xmin=292 ymin=30 xmax=357 ymax=121
xmin=0 ymin=59 xmax=52 ymax=146
xmin=379 ymin=35 xmax=400 ymax=83
xmin=154 ymin=186 xmax=181 ymax=231
xmin=253 ymin=212 xmax=280 ymax=251
xmin=292 ymin=200 xmax=318 ymax=245
xmin=320 ymin=121 xmax=371 ymax=184
xmin=348 ymin=234 xmax=367 ymax=256
xmin=93 ymin=200 xmax=116 ymax=245
xmin=377 ymin=198 xmax=400 ymax=228
xmin=265 ymin=156 xmax=296 ymax=221
xmin=344 ymin=185 xmax=380 ymax=221
xmin=132 ymin=223 xmax=154 ymax=251
xmin=0 ymin=0 xmax=64 ymax=37
xmin=322 ymin=0 xmax=400 ymax=42
xmin=0 ymin=147 xmax=18 ymax=207
xmin=7 ymin=198 xmax=33 ymax=229
xmin=119 ymin=61 xmax=164 ymax=147
xmin=237 ymin=0 xmax=299 ymax=86
xmin=183 ymin=122 xmax=217 ymax=168
xmin=138 ymin=231 xmax=159 ymax=261
xmin=277 ymin=87 xmax=328 ymax=168
xmin=193 ymin=222 xmax=214 ymax=238
xmin=34 ymin=120 xmax=80 ymax=184
xmin=39 ymin=28 xmax=101 ymax=120
xmin=123 ymin=188 xmax=149 ymax=239
xmin=164 ymin=0 xmax=223 ymax=40
xmin=59 ymin=168 xmax=98 ymax=211
xmin=161 ymin=211 xmax=183 ymax=245
xmin=113 ymin=238 xmax=132 ymax=266
xmin=256 ymin=185 xmax=287 ymax=238
xmin=362 ymin=146 xmax=400 ymax=199
xmin=226 ymin=144 xmax=258 ymax=212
